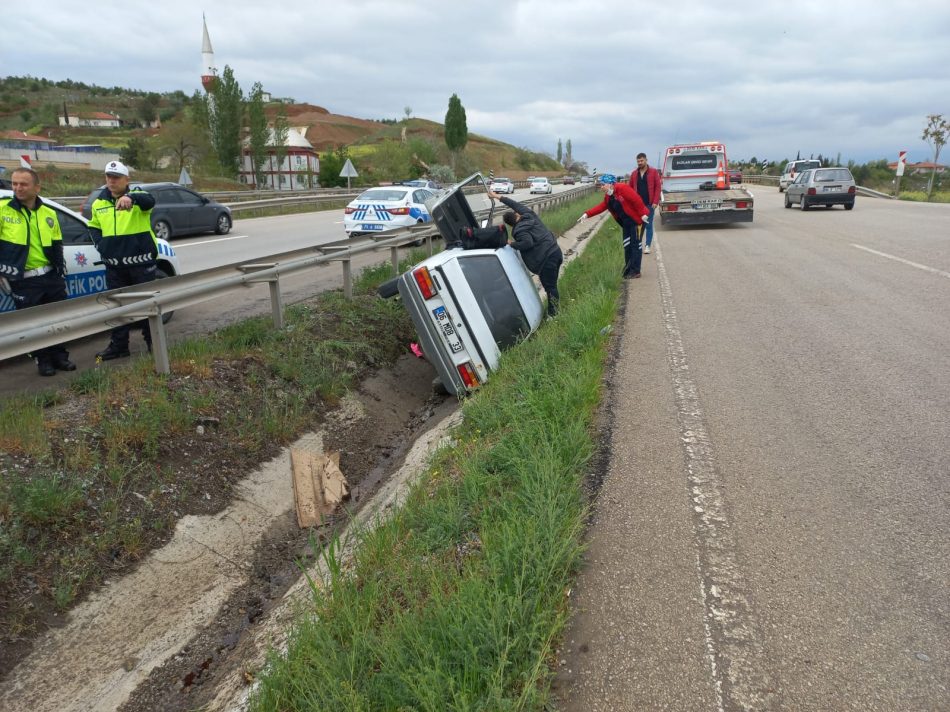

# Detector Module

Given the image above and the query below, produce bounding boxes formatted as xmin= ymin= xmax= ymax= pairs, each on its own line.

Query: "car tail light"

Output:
xmin=344 ymin=206 xmax=357 ymax=214
xmin=388 ymin=207 xmax=410 ymax=215
xmin=412 ymin=266 xmax=437 ymax=299
xmin=807 ymin=188 xmax=817 ymax=195
xmin=848 ymin=186 xmax=856 ymax=194
xmin=663 ymin=204 xmax=679 ymax=212
xmin=457 ymin=362 xmax=480 ymax=389
xmin=735 ymin=201 xmax=748 ymax=209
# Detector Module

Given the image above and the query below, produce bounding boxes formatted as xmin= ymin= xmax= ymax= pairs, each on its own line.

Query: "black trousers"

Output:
xmin=537 ymin=252 xmax=563 ymax=316
xmin=104 ymin=262 xmax=158 ymax=347
xmin=9 ymin=271 xmax=70 ymax=363
xmin=620 ymin=218 xmax=643 ymax=276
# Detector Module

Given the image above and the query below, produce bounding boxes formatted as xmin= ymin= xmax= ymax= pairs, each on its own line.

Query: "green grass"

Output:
xmin=0 ymin=250 xmax=432 ymax=638
xmin=250 ymin=220 xmax=623 ymax=710
xmin=897 ymin=190 xmax=950 ymax=203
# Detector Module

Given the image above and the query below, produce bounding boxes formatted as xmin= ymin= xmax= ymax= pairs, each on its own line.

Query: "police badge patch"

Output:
xmin=46 ymin=216 xmax=55 ymax=228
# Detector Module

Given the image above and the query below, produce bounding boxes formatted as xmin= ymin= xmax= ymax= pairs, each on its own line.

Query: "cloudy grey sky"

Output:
xmin=4 ymin=0 xmax=948 ymax=174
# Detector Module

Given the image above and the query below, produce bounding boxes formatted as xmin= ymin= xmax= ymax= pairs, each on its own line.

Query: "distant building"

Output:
xmin=887 ymin=160 xmax=946 ymax=175
xmin=0 ymin=130 xmax=57 ymax=149
xmin=240 ymin=127 xmax=320 ymax=190
xmin=58 ymin=112 xmax=122 ymax=128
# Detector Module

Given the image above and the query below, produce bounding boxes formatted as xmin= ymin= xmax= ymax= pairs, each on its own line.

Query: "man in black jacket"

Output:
xmin=489 ymin=190 xmax=563 ymax=317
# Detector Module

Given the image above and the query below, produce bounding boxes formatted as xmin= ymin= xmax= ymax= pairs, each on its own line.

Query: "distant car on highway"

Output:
xmin=580 ymin=175 xmax=594 ymax=184
xmin=562 ymin=176 xmax=576 ymax=185
xmin=343 ymin=185 xmax=437 ymax=237
xmin=529 ymin=177 xmax=553 ymax=194
xmin=81 ymin=182 xmax=232 ymax=241
xmin=784 ymin=167 xmax=856 ymax=211
xmin=489 ymin=177 xmax=515 ymax=194
xmin=779 ymin=160 xmax=822 ymax=192
xmin=728 ymin=168 xmax=743 ymax=184
xmin=1 ymin=190 xmax=182 ymax=319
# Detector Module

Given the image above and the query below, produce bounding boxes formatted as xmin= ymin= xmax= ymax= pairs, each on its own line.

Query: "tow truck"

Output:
xmin=658 ymin=142 xmax=754 ymax=226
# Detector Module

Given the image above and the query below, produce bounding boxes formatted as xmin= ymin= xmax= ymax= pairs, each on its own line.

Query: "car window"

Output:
xmin=795 ymin=171 xmax=811 ymax=184
xmin=815 ymin=169 xmax=853 ymax=182
xmin=457 ymin=255 xmax=531 ymax=350
xmin=177 ymin=189 xmax=204 ymax=205
xmin=56 ymin=207 xmax=92 ymax=245
xmin=153 ymin=188 xmax=179 ymax=205
xmin=357 ymin=189 xmax=409 ymax=201
xmin=412 ymin=190 xmax=427 ymax=203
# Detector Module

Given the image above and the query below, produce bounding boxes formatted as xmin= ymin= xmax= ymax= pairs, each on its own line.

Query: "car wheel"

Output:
xmin=845 ymin=202 xmax=854 ymax=210
xmin=153 ymin=219 xmax=172 ymax=241
xmin=155 ymin=265 xmax=174 ymax=324
xmin=215 ymin=213 xmax=232 ymax=235
xmin=784 ymin=194 xmax=792 ymax=208
xmin=377 ymin=276 xmax=400 ymax=299
xmin=779 ymin=185 xmax=785 ymax=193
xmin=800 ymin=195 xmax=809 ymax=211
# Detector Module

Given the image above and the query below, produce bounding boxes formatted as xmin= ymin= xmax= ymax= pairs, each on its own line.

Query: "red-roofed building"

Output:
xmin=887 ymin=160 xmax=946 ymax=175
xmin=0 ymin=130 xmax=57 ymax=149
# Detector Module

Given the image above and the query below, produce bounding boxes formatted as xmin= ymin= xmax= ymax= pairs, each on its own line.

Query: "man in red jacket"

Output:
xmin=629 ymin=152 xmax=662 ymax=253
xmin=578 ymin=173 xmax=650 ymax=279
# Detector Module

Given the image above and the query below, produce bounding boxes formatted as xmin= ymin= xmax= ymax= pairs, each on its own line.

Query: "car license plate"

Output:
xmin=691 ymin=200 xmax=721 ymax=210
xmin=361 ymin=224 xmax=384 ymax=231
xmin=432 ymin=305 xmax=464 ymax=354
xmin=822 ymin=186 xmax=842 ymax=192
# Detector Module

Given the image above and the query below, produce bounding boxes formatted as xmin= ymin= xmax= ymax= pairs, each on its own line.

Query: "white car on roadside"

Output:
xmin=0 ymin=190 xmax=181 ymax=317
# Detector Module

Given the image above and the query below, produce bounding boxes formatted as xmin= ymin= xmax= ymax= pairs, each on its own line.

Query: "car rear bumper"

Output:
xmin=805 ymin=194 xmax=855 ymax=206
xmin=660 ymin=209 xmax=754 ymax=226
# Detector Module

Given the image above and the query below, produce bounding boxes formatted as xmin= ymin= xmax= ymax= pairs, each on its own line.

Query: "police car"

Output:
xmin=343 ymin=185 xmax=437 ymax=237
xmin=0 ymin=190 xmax=182 ymax=318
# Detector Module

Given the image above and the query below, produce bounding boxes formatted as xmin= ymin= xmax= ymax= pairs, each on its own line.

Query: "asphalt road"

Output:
xmin=558 ymin=188 xmax=950 ymax=710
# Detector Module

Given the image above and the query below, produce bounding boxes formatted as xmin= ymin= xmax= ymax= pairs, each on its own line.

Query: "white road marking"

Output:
xmin=655 ymin=241 xmax=773 ymax=711
xmin=851 ymin=243 xmax=950 ymax=280
xmin=172 ymin=234 xmax=249 ymax=248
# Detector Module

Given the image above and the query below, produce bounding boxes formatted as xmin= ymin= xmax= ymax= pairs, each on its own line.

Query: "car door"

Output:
xmin=56 ymin=204 xmax=109 ymax=301
xmin=788 ymin=171 xmax=809 ymax=201
xmin=179 ymin=188 xmax=216 ymax=233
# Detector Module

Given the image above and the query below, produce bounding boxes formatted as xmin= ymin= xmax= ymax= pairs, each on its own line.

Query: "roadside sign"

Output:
xmin=896 ymin=151 xmax=907 ymax=177
xmin=340 ymin=158 xmax=358 ymax=189
xmin=178 ymin=167 xmax=192 ymax=186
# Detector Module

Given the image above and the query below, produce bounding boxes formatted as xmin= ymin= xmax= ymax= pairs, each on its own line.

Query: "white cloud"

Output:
xmin=3 ymin=0 xmax=948 ymax=172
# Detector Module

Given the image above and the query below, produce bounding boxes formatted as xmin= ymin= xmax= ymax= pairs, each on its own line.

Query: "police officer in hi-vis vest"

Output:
xmin=88 ymin=160 xmax=158 ymax=360
xmin=0 ymin=167 xmax=76 ymax=376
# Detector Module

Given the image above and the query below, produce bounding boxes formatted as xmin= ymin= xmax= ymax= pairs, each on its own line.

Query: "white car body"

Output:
xmin=0 ymin=190 xmax=181 ymax=315
xmin=390 ymin=173 xmax=544 ymax=396
xmin=489 ymin=178 xmax=515 ymax=194
xmin=529 ymin=177 xmax=552 ymax=194
xmin=343 ymin=185 xmax=437 ymax=236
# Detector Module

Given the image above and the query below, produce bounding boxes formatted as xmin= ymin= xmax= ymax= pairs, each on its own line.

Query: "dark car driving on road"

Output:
xmin=81 ymin=182 xmax=232 ymax=240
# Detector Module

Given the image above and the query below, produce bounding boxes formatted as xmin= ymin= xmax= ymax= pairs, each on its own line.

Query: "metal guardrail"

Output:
xmin=0 ymin=184 xmax=594 ymax=374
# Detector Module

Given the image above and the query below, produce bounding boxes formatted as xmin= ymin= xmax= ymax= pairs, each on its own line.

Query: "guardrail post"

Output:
xmin=148 ymin=313 xmax=171 ymax=374
xmin=240 ymin=263 xmax=284 ymax=328
xmin=390 ymin=246 xmax=399 ymax=274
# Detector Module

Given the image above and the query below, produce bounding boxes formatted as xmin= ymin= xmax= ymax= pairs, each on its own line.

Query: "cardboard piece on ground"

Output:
xmin=291 ymin=449 xmax=349 ymax=528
